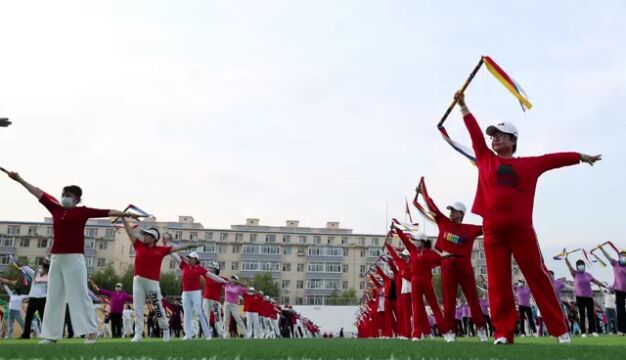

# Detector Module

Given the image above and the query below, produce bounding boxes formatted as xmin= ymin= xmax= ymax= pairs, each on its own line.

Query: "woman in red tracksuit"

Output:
xmin=394 ymin=223 xmax=446 ymax=340
xmin=417 ymin=177 xmax=488 ymax=342
xmin=367 ymin=274 xmax=385 ymax=337
xmin=384 ymin=243 xmax=412 ymax=338
xmin=453 ymin=91 xmax=601 ymax=344
xmin=375 ymin=263 xmax=399 ymax=337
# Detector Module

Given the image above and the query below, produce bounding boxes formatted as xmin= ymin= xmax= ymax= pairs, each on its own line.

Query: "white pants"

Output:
xmin=223 ymin=302 xmax=245 ymax=338
xmin=40 ymin=254 xmax=97 ymax=340
xmin=132 ymin=276 xmax=168 ymax=337
xmin=123 ymin=319 xmax=133 ymax=336
xmin=245 ymin=311 xmax=261 ymax=339
xmin=182 ymin=290 xmax=210 ymax=339
xmin=203 ymin=298 xmax=224 ymax=337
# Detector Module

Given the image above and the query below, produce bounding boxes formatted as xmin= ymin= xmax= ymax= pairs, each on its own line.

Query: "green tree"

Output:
xmin=341 ymin=288 xmax=358 ymax=305
xmin=159 ymin=272 xmax=182 ymax=296
xmin=90 ymin=262 xmax=121 ymax=291
xmin=327 ymin=289 xmax=341 ymax=305
xmin=251 ymin=273 xmax=280 ymax=298
xmin=1 ymin=265 xmax=30 ymax=295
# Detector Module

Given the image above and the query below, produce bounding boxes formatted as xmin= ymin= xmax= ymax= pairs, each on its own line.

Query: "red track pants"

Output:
xmin=441 ymin=257 xmax=486 ymax=333
xmin=398 ymin=293 xmax=412 ymax=337
xmin=484 ymin=225 xmax=569 ymax=343
xmin=411 ymin=277 xmax=447 ymax=337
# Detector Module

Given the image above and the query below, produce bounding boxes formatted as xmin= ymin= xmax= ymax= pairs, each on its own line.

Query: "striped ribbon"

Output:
xmin=438 ymin=125 xmax=477 ymax=166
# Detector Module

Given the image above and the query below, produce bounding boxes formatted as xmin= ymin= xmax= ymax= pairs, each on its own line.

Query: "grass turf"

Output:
xmin=0 ymin=337 xmax=625 ymax=360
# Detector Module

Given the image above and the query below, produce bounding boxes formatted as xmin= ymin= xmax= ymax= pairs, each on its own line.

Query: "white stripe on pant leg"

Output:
xmin=133 ymin=276 xmax=147 ymax=337
xmin=40 ymin=254 xmax=67 ymax=340
xmin=60 ymin=254 xmax=97 ymax=337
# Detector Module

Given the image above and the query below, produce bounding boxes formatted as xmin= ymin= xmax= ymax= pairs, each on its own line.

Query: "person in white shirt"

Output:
xmin=604 ymin=289 xmax=617 ymax=334
xmin=10 ymin=256 xmax=49 ymax=339
xmin=2 ymin=285 xmax=28 ymax=339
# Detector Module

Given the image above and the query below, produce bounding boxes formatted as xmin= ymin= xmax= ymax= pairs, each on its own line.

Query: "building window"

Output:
xmin=297 ymin=264 xmax=305 ymax=272
xmin=307 ymin=279 xmax=340 ymax=290
xmin=297 ymin=246 xmax=306 ymax=256
xmin=341 ymin=237 xmax=348 ymax=245
xmin=202 ymin=243 xmax=216 ymax=253
xmin=85 ymin=228 xmax=97 ymax=238
xmin=343 ymin=248 xmax=349 ymax=257
xmin=34 ymin=257 xmax=45 ymax=266
xmin=205 ymin=232 xmax=213 ymax=241
xmin=266 ymin=234 xmax=276 ymax=243
xmin=235 ymin=233 xmax=243 ymax=242
xmin=241 ymin=261 xmax=279 ymax=272
xmin=46 ymin=227 xmax=52 ymax=236
xmin=250 ymin=234 xmax=257 ymax=242
xmin=218 ymin=261 xmax=226 ymax=270
xmin=28 ymin=226 xmax=38 ymax=235
xmin=281 ymin=280 xmax=291 ymax=289
xmin=360 ymin=281 xmax=365 ymax=290
xmin=97 ymin=258 xmax=106 ymax=267
xmin=105 ymin=228 xmax=116 ymax=239
xmin=282 ymin=235 xmax=291 ymax=243
xmin=169 ymin=261 xmax=177 ymax=270
xmin=296 ymin=280 xmax=304 ymax=289
xmin=85 ymin=257 xmax=94 ymax=267
xmin=307 ymin=262 xmax=342 ymax=273
xmin=360 ymin=265 xmax=366 ymax=274
xmin=298 ymin=236 xmax=306 ymax=244
xmin=360 ymin=249 xmax=366 ymax=257
xmin=308 ymin=246 xmax=342 ymax=257
xmin=37 ymin=238 xmax=48 ymax=248
xmin=296 ymin=297 xmax=304 ymax=305
xmin=218 ymin=245 xmax=227 ymax=254
xmin=1 ymin=237 xmax=14 ymax=247
xmin=371 ymin=237 xmax=379 ymax=246
xmin=98 ymin=241 xmax=108 ymax=250
xmin=85 ymin=239 xmax=96 ymax=249
xmin=190 ymin=232 xmax=198 ymax=240
xmin=342 ymin=281 xmax=348 ymax=290
xmin=19 ymin=238 xmax=30 ymax=247
xmin=369 ymin=248 xmax=381 ymax=257
xmin=175 ymin=231 xmax=183 ymax=240
xmin=7 ymin=225 xmax=20 ymax=235
xmin=232 ymin=244 xmax=241 ymax=254
xmin=358 ymin=237 xmax=365 ymax=245
xmin=283 ymin=247 xmax=292 ymax=255
xmin=342 ymin=264 xmax=349 ymax=273
xmin=243 ymin=245 xmax=259 ymax=254
xmin=0 ymin=255 xmax=9 ymax=265
xmin=314 ymin=236 xmax=321 ymax=244
xmin=327 ymin=236 xmax=334 ymax=245
xmin=231 ymin=262 xmax=240 ymax=271
xmin=220 ymin=233 xmax=228 ymax=241
xmin=282 ymin=263 xmax=291 ymax=272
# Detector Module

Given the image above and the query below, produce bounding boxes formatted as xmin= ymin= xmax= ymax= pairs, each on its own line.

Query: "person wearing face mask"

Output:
xmin=393 ymin=221 xmax=445 ymax=340
xmin=121 ymin=217 xmax=201 ymax=343
xmin=564 ymin=255 xmax=607 ymax=337
xmin=5 ymin=171 xmax=137 ymax=344
xmin=9 ymin=256 xmax=49 ymax=340
xmin=416 ymin=178 xmax=488 ymax=342
xmin=164 ymin=245 xmax=227 ymax=341
xmin=598 ymin=246 xmax=626 ymax=334
xmin=513 ymin=279 xmax=537 ymax=336
xmin=88 ymin=281 xmax=132 ymax=338
xmin=451 ymin=92 xmax=601 ymax=345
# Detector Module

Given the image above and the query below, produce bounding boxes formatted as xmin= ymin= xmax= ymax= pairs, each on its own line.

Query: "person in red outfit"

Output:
xmin=375 ymin=262 xmax=399 ymax=337
xmin=384 ymin=243 xmax=413 ymax=338
xmin=416 ymin=177 xmax=488 ymax=342
xmin=452 ymin=91 xmax=601 ymax=344
xmin=394 ymin=222 xmax=446 ymax=340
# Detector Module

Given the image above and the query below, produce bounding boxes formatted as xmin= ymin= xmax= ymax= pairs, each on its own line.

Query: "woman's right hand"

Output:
xmin=7 ymin=171 xmax=21 ymax=181
xmin=455 ymin=91 xmax=466 ymax=107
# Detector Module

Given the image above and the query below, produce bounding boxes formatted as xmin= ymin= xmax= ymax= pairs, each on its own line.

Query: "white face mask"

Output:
xmin=60 ymin=196 xmax=75 ymax=209
xmin=577 ymin=265 xmax=585 ymax=272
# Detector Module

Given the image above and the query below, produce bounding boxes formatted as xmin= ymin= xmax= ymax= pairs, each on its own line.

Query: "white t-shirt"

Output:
xmin=604 ymin=293 xmax=616 ymax=309
xmin=21 ymin=266 xmax=48 ymax=298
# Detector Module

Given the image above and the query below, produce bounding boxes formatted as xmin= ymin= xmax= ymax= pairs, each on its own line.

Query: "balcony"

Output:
xmin=305 ymin=272 xmax=343 ymax=280
xmin=240 ymin=252 xmax=281 ymax=261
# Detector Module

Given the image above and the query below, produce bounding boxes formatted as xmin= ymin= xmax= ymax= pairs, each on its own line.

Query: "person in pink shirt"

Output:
xmin=564 ymin=255 xmax=607 ymax=336
xmin=223 ymin=276 xmax=246 ymax=338
xmin=598 ymin=246 xmax=626 ymax=334
xmin=514 ymin=279 xmax=536 ymax=336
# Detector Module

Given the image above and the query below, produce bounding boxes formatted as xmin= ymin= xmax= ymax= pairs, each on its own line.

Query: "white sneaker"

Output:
xmin=205 ymin=336 xmax=212 ymax=340
xmin=448 ymin=332 xmax=456 ymax=343
xmin=38 ymin=339 xmax=57 ymax=344
xmin=443 ymin=333 xmax=450 ymax=342
xmin=494 ymin=337 xmax=508 ymax=345
xmin=162 ymin=329 xmax=171 ymax=342
xmin=411 ymin=337 xmax=420 ymax=342
xmin=592 ymin=332 xmax=599 ymax=337
xmin=181 ymin=336 xmax=191 ymax=341
xmin=477 ymin=328 xmax=488 ymax=342
xmin=84 ymin=333 xmax=98 ymax=344
xmin=130 ymin=335 xmax=142 ymax=343
xmin=558 ymin=333 xmax=571 ymax=344
xmin=581 ymin=333 xmax=587 ymax=338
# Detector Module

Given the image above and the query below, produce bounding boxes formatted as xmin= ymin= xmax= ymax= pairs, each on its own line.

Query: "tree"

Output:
xmin=251 ymin=273 xmax=280 ymax=298
xmin=327 ymin=289 xmax=341 ymax=305
xmin=159 ymin=272 xmax=182 ymax=296
xmin=1 ymin=264 xmax=30 ymax=295
xmin=90 ymin=262 xmax=121 ymax=291
xmin=341 ymin=288 xmax=358 ymax=305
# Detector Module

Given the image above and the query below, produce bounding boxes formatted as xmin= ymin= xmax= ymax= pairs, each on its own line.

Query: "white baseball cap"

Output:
xmin=411 ymin=232 xmax=428 ymax=241
xmin=446 ymin=202 xmax=467 ymax=214
xmin=401 ymin=249 xmax=410 ymax=256
xmin=140 ymin=228 xmax=161 ymax=241
xmin=248 ymin=287 xmax=256 ymax=292
xmin=208 ymin=261 xmax=219 ymax=269
xmin=188 ymin=252 xmax=199 ymax=259
xmin=230 ymin=275 xmax=239 ymax=281
xmin=486 ymin=122 xmax=519 ymax=138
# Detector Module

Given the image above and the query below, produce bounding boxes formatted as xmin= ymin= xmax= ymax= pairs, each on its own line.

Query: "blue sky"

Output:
xmin=0 ymin=0 xmax=624 ymax=282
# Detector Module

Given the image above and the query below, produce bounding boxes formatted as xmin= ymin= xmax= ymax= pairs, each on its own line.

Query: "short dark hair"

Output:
xmin=62 ymin=185 xmax=83 ymax=199
xmin=548 ymin=270 xmax=554 ymax=276
xmin=214 ymin=268 xmax=221 ymax=276
xmin=510 ymin=135 xmax=518 ymax=154
xmin=575 ymin=260 xmax=585 ymax=267
xmin=423 ymin=240 xmax=432 ymax=249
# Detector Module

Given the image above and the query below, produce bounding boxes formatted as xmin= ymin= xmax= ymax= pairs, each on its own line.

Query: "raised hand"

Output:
xmin=580 ymin=154 xmax=602 ymax=166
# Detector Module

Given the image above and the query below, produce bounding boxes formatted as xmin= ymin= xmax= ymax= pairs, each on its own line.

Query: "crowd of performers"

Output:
xmin=0 ymin=174 xmax=319 ymax=343
xmin=356 ymin=92 xmax=624 ymax=344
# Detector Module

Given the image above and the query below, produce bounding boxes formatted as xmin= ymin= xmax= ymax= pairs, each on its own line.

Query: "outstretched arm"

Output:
xmin=455 ymin=92 xmax=489 ymax=159
xmin=204 ymin=272 xmax=228 ymax=284
xmin=598 ymin=245 xmax=616 ymax=264
xmin=393 ymin=228 xmax=417 ymax=254
xmin=564 ymin=255 xmax=575 ymax=277
xmin=418 ymin=178 xmax=443 ymax=219
xmin=170 ymin=242 xmax=203 ymax=254
xmin=6 ymin=171 xmax=43 ymax=199
xmin=122 ymin=217 xmax=138 ymax=244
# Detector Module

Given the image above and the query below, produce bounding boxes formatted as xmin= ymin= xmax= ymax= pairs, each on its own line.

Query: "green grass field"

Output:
xmin=1 ymin=337 xmax=625 ymax=360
